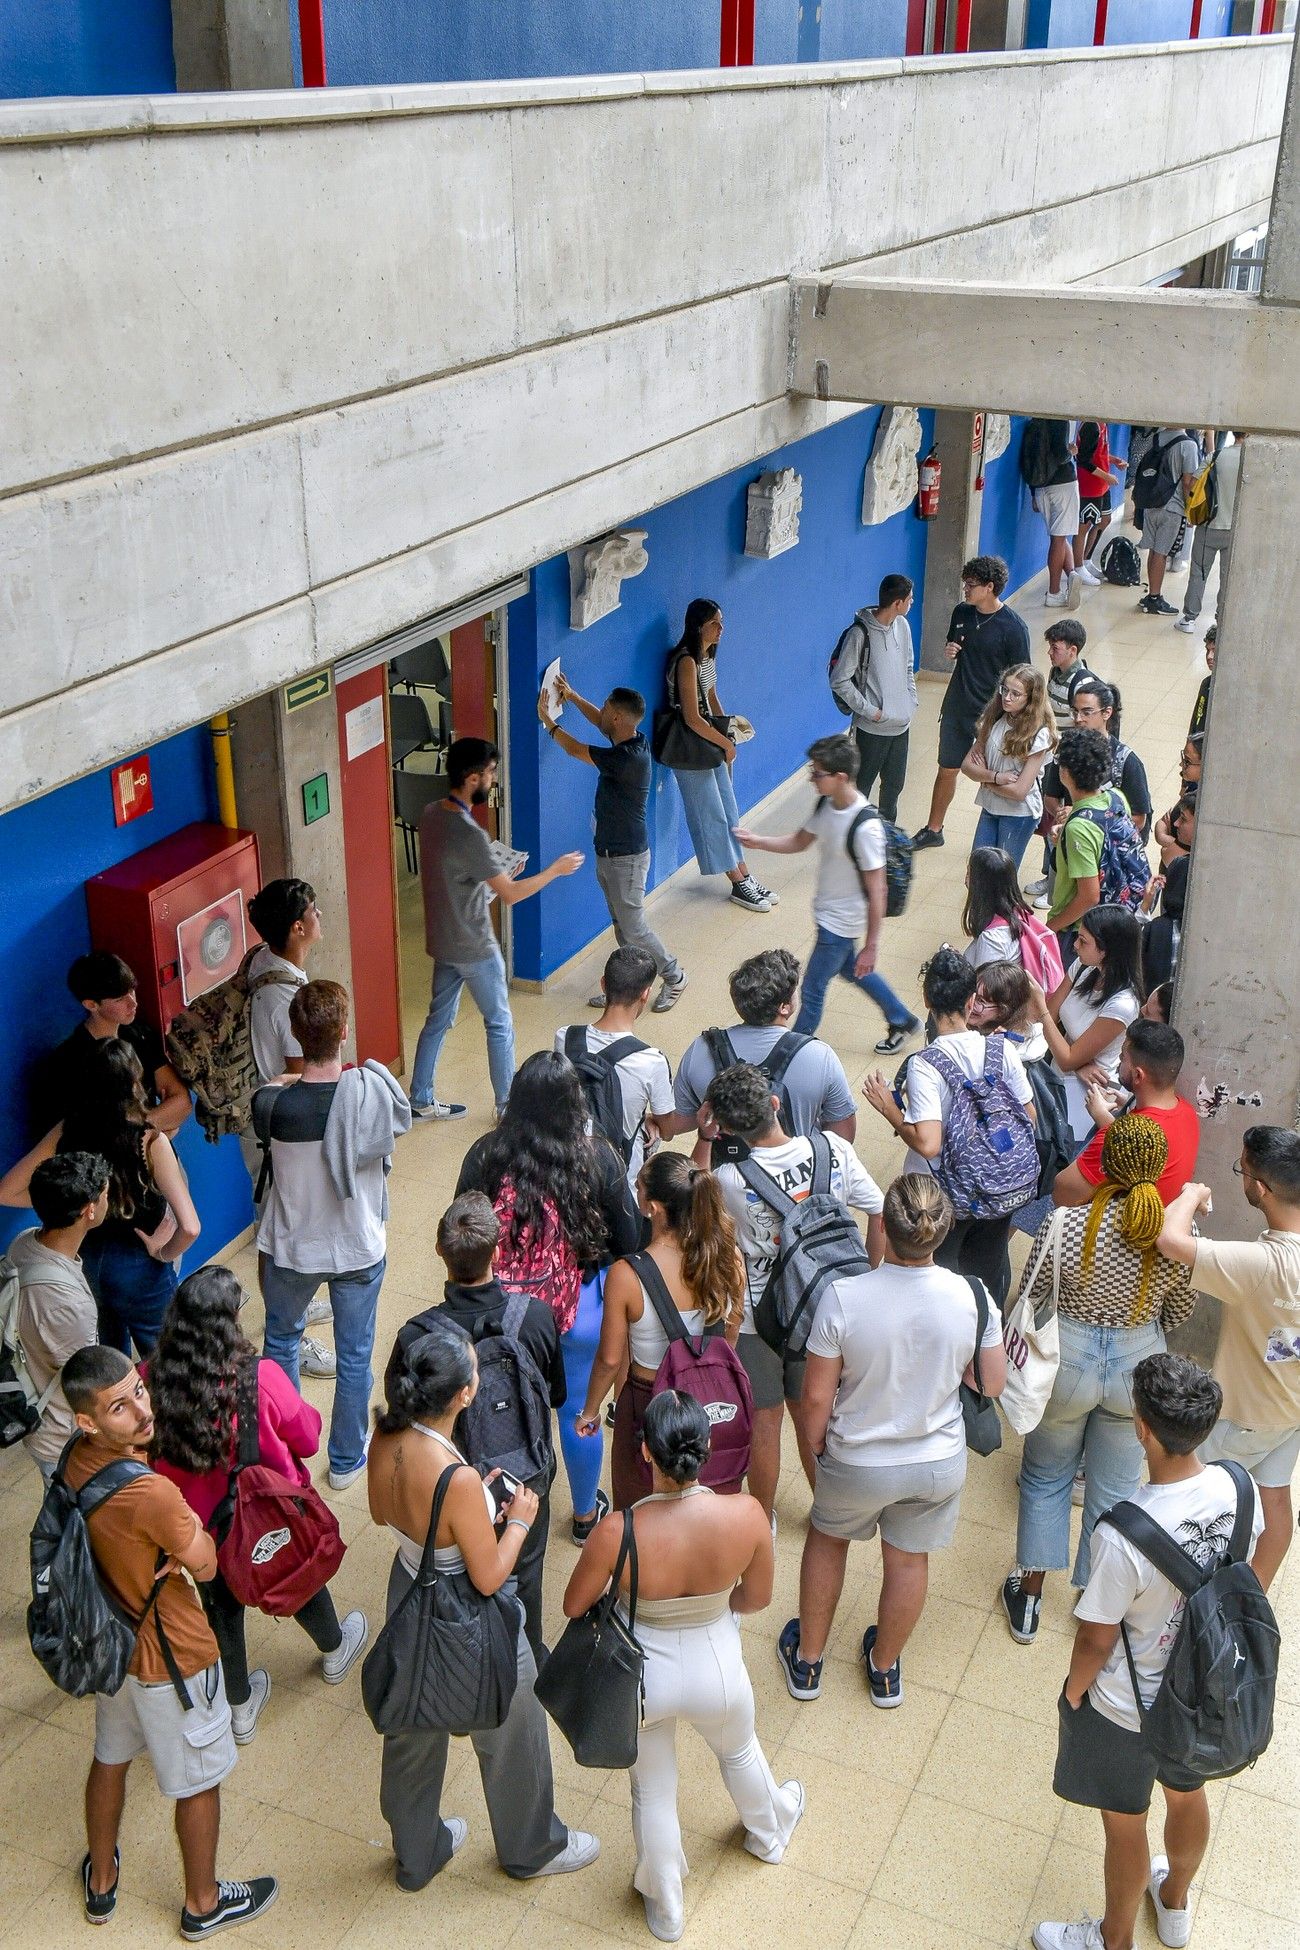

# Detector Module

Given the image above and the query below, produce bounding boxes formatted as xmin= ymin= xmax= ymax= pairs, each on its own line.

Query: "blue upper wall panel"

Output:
xmin=0 ymin=0 xmax=175 ymax=97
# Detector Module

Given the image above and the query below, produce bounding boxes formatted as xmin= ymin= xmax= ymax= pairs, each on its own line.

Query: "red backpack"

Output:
xmin=493 ymin=1179 xmax=583 ymax=1333
xmin=211 ymin=1365 xmax=345 ymax=1616
xmin=626 ymin=1251 xmax=753 ymax=1495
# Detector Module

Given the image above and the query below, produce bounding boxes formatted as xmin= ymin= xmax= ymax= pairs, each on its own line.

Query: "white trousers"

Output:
xmin=630 ymin=1612 xmax=799 ymax=1930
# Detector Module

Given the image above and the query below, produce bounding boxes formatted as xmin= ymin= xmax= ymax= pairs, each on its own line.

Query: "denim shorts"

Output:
xmin=1053 ymin=1685 xmax=1201 ymax=1814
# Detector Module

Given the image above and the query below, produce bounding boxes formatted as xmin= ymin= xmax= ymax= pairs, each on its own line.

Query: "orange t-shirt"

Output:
xmin=64 ymin=1436 xmax=218 ymax=1685
xmin=1075 ymin=1097 xmax=1200 ymax=1207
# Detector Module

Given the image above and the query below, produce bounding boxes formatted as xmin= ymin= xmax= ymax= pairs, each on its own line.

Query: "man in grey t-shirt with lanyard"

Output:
xmin=410 ymin=737 xmax=583 ymax=1121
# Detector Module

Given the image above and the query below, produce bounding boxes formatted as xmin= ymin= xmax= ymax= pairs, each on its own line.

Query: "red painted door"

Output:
xmin=336 ymin=666 xmax=403 ymax=1069
xmin=449 ymin=617 xmax=500 ymax=836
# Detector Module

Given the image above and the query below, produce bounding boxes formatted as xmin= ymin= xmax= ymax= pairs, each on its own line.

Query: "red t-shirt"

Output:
xmin=1075 ymin=1096 xmax=1200 ymax=1204
xmin=1076 ymin=425 xmax=1112 ymax=500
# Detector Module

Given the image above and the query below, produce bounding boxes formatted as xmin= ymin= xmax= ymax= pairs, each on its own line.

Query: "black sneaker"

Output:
xmin=571 ymin=1488 xmax=609 ymax=1546
xmin=911 ymin=826 xmax=944 ymax=850
xmin=729 ymin=875 xmax=772 ymax=914
xmin=875 ymin=1016 xmax=920 ymax=1055
xmin=82 ymin=1849 xmax=119 ymax=1925
xmin=861 ymin=1626 xmax=903 ymax=1708
xmin=1138 ymin=594 xmax=1177 ymax=616
xmin=777 ymin=1617 xmax=822 ymax=1701
xmin=1001 ymin=1572 xmax=1041 ymax=1645
xmin=180 ymin=1878 xmax=279 ymax=1941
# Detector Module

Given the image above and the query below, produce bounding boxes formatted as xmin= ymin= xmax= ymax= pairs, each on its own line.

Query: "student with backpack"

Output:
xmin=46 ymin=1345 xmax=278 ymax=1940
xmin=968 ymin=963 xmax=1074 ymax=1206
xmin=1132 ymin=425 xmax=1200 ymax=617
xmin=1072 ymin=419 xmax=1125 ymax=580
xmin=1034 ymin=1353 xmax=1266 ymax=1950
xmin=2 ymin=1152 xmax=107 ymax=1474
xmin=734 ymin=733 xmax=919 ymax=1056
xmin=456 ymin=1050 xmax=641 ymax=1542
xmin=575 ymin=1151 xmax=749 ymax=1509
xmin=1178 ymin=433 xmax=1241 ymax=632
xmin=383 ymin=1192 xmax=565 ymax=1656
xmin=1020 ymin=417 xmax=1084 ymax=610
xmin=554 ymin=947 xmax=674 ymax=1185
xmin=826 ymin=572 xmax=918 ymax=822
xmin=708 ymin=1061 xmax=884 ymax=1522
xmin=148 ymin=1266 xmax=367 ymax=1742
xmin=1045 ymin=728 xmax=1150 ymax=948
xmin=862 ymin=948 xmax=1037 ymax=1303
xmin=1030 ymin=905 xmax=1144 ymax=1144
xmin=961 ymin=847 xmax=1065 ymax=991
xmin=777 ymin=1175 xmax=1005 ymax=1708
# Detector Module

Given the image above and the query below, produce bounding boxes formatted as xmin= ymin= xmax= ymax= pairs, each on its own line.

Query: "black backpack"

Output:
xmin=844 ymin=802 xmax=913 ymax=919
xmin=827 ymin=612 xmax=871 ymax=718
xmin=1019 ymin=419 xmax=1063 ymax=491
xmin=704 ymin=1027 xmax=811 ymax=1165
xmin=1098 ymin=535 xmax=1142 ymax=586
xmin=1131 ymin=430 xmax=1183 ymax=514
xmin=28 ymin=1435 xmax=192 ymax=1704
xmin=1024 ymin=1056 xmax=1073 ymax=1198
xmin=455 ymin=1292 xmax=553 ymax=1484
xmin=736 ymin=1131 xmax=873 ymax=1357
xmin=563 ymin=1026 xmax=647 ymax=1168
xmin=1098 ymin=1461 xmax=1279 ymax=1783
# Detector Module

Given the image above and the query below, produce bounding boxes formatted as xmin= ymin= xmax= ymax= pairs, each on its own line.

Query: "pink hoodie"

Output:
xmin=153 ymin=1358 xmax=321 ymax=1527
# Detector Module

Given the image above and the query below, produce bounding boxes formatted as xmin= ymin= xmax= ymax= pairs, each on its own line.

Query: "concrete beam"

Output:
xmin=790 ymin=279 xmax=1300 ymax=433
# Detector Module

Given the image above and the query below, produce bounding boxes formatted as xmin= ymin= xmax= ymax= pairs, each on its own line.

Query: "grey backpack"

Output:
xmin=736 ymin=1132 xmax=872 ymax=1357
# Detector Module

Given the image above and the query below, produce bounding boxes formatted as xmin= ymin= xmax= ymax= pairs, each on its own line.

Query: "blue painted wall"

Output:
xmin=317 ymin=0 xmax=720 ymax=84
xmin=1026 ymin=0 xmax=1235 ymax=46
xmin=506 ymin=406 xmax=934 ymax=980
xmin=977 ymin=416 xmax=1133 ymax=602
xmin=0 ymin=0 xmax=175 ymax=97
xmin=0 ymin=729 xmax=251 ymax=1261
xmin=817 ymin=0 xmax=913 ymax=61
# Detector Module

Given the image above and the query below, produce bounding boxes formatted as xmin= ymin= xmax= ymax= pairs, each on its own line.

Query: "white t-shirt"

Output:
xmin=805 ymin=1262 xmax=1002 ymax=1467
xmin=965 ymin=921 xmax=1022 ymax=971
xmin=554 ymin=1024 xmax=674 ymax=1185
xmin=901 ymin=1029 xmax=1034 ymax=1177
xmin=974 ymin=719 xmax=1054 ymax=822
xmin=715 ymin=1132 xmax=884 ymax=1334
xmin=801 ymin=793 xmax=886 ymax=939
xmin=246 ymin=946 xmax=307 ymax=1082
xmin=1055 ymin=962 xmax=1140 ymax=1142
xmin=1076 ymin=1464 xmax=1264 ymax=1731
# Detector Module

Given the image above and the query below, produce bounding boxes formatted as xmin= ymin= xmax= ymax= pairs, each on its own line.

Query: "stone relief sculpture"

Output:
xmin=982 ymin=413 xmax=1011 ymax=462
xmin=860 ymin=405 xmax=922 ymax=525
xmin=743 ymin=467 xmax=803 ymax=558
xmin=568 ymin=528 xmax=649 ymax=629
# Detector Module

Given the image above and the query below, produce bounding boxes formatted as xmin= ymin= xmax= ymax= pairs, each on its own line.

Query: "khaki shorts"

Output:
xmin=810 ymin=1447 xmax=967 ymax=1551
xmin=94 ymin=1662 xmax=236 ymax=1800
xmin=1032 ymin=481 xmax=1081 ymax=537
xmin=1200 ymin=1418 xmax=1300 ymax=1491
xmin=736 ymin=1331 xmax=804 ymax=1412
xmin=1141 ymin=504 xmax=1184 ymax=556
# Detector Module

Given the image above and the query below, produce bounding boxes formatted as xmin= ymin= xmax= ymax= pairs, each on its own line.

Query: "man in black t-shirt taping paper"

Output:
xmin=539 ymin=675 xmax=686 ymax=1014
xmin=912 ymin=554 xmax=1031 ymax=853
xmin=31 ymin=951 xmax=191 ymax=1139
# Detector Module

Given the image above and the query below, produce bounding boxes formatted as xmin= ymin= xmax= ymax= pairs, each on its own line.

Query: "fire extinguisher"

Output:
xmin=917 ymin=445 xmax=941 ymax=521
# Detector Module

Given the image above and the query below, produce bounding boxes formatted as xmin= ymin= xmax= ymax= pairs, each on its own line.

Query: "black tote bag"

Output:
xmin=650 ymin=706 xmax=730 ymax=771
xmin=361 ymin=1462 xmax=520 ymax=1736
xmin=535 ymin=1507 xmax=645 ymax=1767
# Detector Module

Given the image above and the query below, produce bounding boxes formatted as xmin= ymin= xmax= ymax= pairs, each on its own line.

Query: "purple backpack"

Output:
xmin=912 ymin=1032 xmax=1039 ymax=1219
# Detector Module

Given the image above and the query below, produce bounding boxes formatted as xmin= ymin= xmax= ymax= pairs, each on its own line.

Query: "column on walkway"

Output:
xmin=171 ymin=0 xmax=294 ymax=90
xmin=918 ymin=410 xmax=985 ymax=674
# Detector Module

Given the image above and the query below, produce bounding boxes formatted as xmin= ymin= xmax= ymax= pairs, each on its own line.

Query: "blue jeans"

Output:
xmin=559 ymin=1271 xmax=606 ymax=1518
xmin=81 ymin=1232 xmax=177 ymax=1356
xmin=792 ymin=925 xmax=913 ymax=1035
xmin=262 ymin=1257 xmax=387 ymax=1475
xmin=671 ymin=763 xmax=743 ymax=878
xmin=410 ymin=944 xmax=515 ymax=1112
xmin=1016 ymin=1316 xmax=1166 ymax=1584
xmin=972 ymin=807 xmax=1036 ymax=869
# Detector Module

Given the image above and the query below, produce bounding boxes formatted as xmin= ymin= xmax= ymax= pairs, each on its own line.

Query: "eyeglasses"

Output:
xmin=998 ymin=686 xmax=1023 ymax=698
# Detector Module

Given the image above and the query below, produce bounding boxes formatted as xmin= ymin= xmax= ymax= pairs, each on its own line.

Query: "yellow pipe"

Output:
xmin=210 ymin=712 xmax=239 ymax=829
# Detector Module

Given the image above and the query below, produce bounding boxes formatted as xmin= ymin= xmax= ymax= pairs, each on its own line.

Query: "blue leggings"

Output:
xmin=559 ymin=1270 xmax=606 ymax=1518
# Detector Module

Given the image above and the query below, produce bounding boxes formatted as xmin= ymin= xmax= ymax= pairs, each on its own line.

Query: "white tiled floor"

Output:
xmin=3 ymin=548 xmax=1288 ymax=1950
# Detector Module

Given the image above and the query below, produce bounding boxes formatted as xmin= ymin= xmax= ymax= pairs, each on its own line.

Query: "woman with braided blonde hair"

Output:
xmin=999 ymin=1114 xmax=1197 ymax=1646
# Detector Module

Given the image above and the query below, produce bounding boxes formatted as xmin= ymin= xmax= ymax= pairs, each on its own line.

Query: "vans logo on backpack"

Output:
xmin=251 ymin=1526 xmax=292 ymax=1566
xmin=704 ymin=1401 xmax=738 ymax=1426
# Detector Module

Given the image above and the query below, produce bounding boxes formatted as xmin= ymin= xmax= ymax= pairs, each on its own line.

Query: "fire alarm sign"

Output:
xmin=110 ymin=755 xmax=154 ymax=826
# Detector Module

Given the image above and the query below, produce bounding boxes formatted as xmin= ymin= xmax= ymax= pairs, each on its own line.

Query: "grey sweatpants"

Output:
xmin=594 ymin=850 xmax=682 ymax=984
xmin=378 ymin=1558 xmax=568 ymax=1888
xmin=1182 ymin=523 xmax=1230 ymax=622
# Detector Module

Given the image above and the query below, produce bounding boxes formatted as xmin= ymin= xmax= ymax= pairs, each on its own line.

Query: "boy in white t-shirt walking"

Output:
xmin=734 ymin=734 xmax=918 ymax=1055
xmin=1035 ymin=1352 xmax=1262 ymax=1950
xmin=554 ymin=947 xmax=674 ymax=1186
xmin=707 ymin=1061 xmax=885 ymax=1522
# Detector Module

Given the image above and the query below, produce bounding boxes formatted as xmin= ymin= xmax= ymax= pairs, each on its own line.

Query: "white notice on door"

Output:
xmin=344 ymin=695 xmax=385 ymax=761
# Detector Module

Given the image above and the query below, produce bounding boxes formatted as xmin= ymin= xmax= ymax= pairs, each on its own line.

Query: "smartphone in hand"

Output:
xmin=487 ymin=1470 xmax=522 ymax=1521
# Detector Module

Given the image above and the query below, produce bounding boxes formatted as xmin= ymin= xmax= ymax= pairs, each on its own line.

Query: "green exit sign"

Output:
xmin=301 ymin=773 xmax=330 ymax=825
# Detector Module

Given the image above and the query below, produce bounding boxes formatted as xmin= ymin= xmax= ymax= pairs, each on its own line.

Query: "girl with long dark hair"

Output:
xmin=149 ymin=1266 xmax=366 ymax=1741
xmin=455 ymin=1049 xmax=641 ymax=1539
xmin=962 ymin=846 xmax=1034 ymax=967
xmin=663 ymin=599 xmax=773 ymax=913
xmin=1030 ymin=903 xmax=1144 ymax=1142
xmin=0 ymin=1038 xmax=199 ymax=1353
xmin=576 ymin=1151 xmax=745 ymax=1507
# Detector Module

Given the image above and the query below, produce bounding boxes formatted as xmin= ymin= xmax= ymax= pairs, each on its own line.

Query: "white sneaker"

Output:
xmin=522 ymin=1829 xmax=601 ymax=1878
xmin=322 ymin=1609 xmax=369 ymax=1684
xmin=304 ymin=1297 xmax=331 ymax=1328
xmin=1148 ymin=1854 xmax=1193 ymax=1947
xmin=410 ymin=1099 xmax=467 ymax=1121
xmin=744 ymin=1778 xmax=806 ymax=1863
xmin=1024 ymin=876 xmax=1049 ymax=898
xmin=299 ymin=1335 xmax=336 ymax=1379
xmin=231 ymin=1670 xmax=271 ymax=1745
xmin=1044 ymin=587 xmax=1069 ymax=609
xmin=328 ymin=1459 xmax=367 ymax=1492
xmin=1174 ymin=616 xmax=1197 ymax=634
xmin=1032 ymin=1921 xmax=1105 ymax=1950
xmin=1065 ymin=571 xmax=1084 ymax=610
xmin=1076 ymin=561 xmax=1103 ymax=585
xmin=641 ymin=1895 xmax=684 ymax=1943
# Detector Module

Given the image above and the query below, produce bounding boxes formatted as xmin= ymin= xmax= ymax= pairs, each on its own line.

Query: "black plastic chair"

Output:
xmin=393 ymin=766 xmax=450 ymax=873
xmin=389 ymin=692 xmax=437 ymax=768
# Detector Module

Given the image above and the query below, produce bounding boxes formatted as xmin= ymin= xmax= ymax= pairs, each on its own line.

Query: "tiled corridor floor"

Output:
xmin=2 ymin=551 xmax=1292 ymax=1950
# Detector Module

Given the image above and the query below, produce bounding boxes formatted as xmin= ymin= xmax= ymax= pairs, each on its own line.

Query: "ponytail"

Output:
xmin=640 ymin=1152 xmax=742 ymax=1328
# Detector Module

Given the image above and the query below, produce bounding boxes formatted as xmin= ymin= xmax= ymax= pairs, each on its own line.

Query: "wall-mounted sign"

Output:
xmin=284 ymin=669 xmax=333 ymax=713
xmin=971 ymin=411 xmax=985 ymax=453
xmin=110 ymin=754 xmax=153 ymax=826
xmin=344 ymin=694 xmax=385 ymax=761
xmin=302 ymin=773 xmax=331 ymax=825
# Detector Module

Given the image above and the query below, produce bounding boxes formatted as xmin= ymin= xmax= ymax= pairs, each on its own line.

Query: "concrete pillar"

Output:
xmin=171 ymin=0 xmax=293 ymax=91
xmin=918 ymin=410 xmax=984 ymax=674
xmin=230 ymin=683 xmax=355 ymax=1004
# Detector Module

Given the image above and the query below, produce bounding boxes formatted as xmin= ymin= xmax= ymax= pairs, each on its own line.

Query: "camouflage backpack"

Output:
xmin=165 ymin=950 xmax=298 ymax=1143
